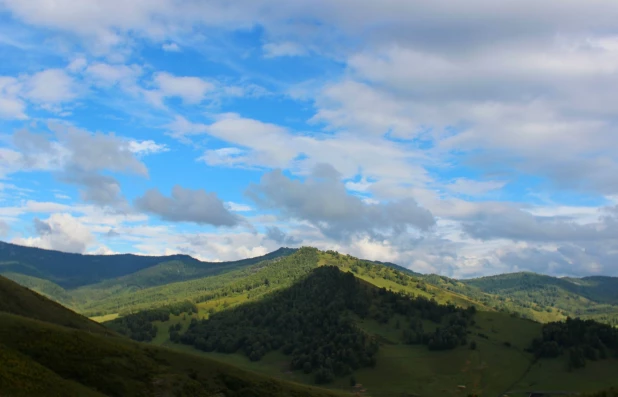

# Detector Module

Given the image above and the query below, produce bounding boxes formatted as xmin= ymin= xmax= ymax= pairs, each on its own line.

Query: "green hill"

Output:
xmin=2 ymin=245 xmax=618 ymax=397
xmin=131 ymin=262 xmax=618 ymax=397
xmin=462 ymin=272 xmax=618 ymax=324
xmin=4 ymin=241 xmax=618 ymax=329
xmin=0 ymin=240 xmax=295 ymax=288
xmin=0 ymin=274 xmax=344 ymax=397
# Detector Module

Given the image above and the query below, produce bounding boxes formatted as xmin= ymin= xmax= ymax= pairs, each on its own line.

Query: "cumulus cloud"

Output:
xmin=262 ymin=42 xmax=306 ymax=58
xmin=164 ymin=115 xmax=209 ymax=141
xmin=13 ymin=213 xmax=95 ymax=253
xmin=151 ymin=72 xmax=213 ymax=104
xmin=128 ymin=139 xmax=169 ymax=155
xmin=9 ymin=124 xmax=148 ymax=209
xmin=247 ymin=163 xmax=435 ymax=240
xmin=84 ymin=62 xmax=142 ymax=87
xmin=60 ymin=169 xmax=126 ymax=208
xmin=461 ymin=204 xmax=618 ymax=243
xmin=22 ymin=69 xmax=79 ymax=109
xmin=264 ymin=226 xmax=302 ymax=245
xmin=135 ymin=185 xmax=242 ymax=226
xmin=162 ymin=42 xmax=181 ymax=52
xmin=0 ymin=76 xmax=26 ymax=119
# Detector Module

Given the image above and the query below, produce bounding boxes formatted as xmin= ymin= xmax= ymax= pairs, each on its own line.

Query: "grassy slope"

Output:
xmin=0 ymin=275 xmax=113 ymax=335
xmin=0 ymin=313 xmax=345 ymax=397
xmin=0 ymin=275 xmax=344 ymax=397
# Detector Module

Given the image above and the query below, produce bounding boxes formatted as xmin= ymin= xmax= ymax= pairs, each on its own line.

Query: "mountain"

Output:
xmin=3 ymin=240 xmax=618 ymax=327
xmin=0 ymin=240 xmax=295 ymax=288
xmin=461 ymin=272 xmax=618 ymax=324
xmin=0 ymin=274 xmax=344 ymax=397
xmin=116 ymin=256 xmax=618 ymax=397
xmin=2 ymin=245 xmax=618 ymax=396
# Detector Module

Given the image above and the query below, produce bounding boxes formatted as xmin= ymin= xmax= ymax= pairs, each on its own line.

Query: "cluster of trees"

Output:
xmin=168 ymin=323 xmax=183 ymax=343
xmin=349 ymin=259 xmax=412 ymax=287
xmin=530 ymin=317 xmax=618 ymax=370
xmin=180 ymin=266 xmax=380 ymax=383
xmin=179 ymin=266 xmax=474 ymax=383
xmin=193 ymin=248 xmax=320 ymax=305
xmin=106 ymin=301 xmax=197 ymax=342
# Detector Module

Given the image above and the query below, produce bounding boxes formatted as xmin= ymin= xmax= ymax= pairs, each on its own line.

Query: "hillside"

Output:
xmin=131 ymin=263 xmax=618 ymax=397
xmin=0 ymin=275 xmax=112 ymax=335
xmin=0 ymin=274 xmax=344 ymax=397
xmin=3 ymin=241 xmax=618 ymax=328
xmin=462 ymin=272 xmax=618 ymax=325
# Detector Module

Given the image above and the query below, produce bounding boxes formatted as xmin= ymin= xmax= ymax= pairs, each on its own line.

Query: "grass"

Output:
xmin=513 ymin=358 xmax=618 ymax=393
xmin=0 ymin=275 xmax=113 ymax=336
xmin=90 ymin=313 xmax=119 ymax=323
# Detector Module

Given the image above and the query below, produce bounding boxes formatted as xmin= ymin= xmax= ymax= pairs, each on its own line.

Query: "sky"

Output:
xmin=1 ymin=0 xmax=618 ymax=278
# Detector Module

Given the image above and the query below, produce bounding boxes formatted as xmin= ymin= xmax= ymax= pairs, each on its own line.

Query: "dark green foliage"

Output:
xmin=470 ymin=341 xmax=477 ymax=350
xmin=181 ymin=265 xmax=473 ymax=383
xmin=181 ymin=266 xmax=379 ymax=382
xmin=106 ymin=301 xmax=197 ymax=342
xmin=530 ymin=317 xmax=618 ymax=369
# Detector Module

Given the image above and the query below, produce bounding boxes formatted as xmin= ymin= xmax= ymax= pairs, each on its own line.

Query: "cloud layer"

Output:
xmin=1 ymin=0 xmax=618 ymax=277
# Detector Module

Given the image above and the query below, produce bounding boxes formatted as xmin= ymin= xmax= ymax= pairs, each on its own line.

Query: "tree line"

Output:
xmin=106 ymin=300 xmax=197 ymax=342
xmin=529 ymin=317 xmax=618 ymax=370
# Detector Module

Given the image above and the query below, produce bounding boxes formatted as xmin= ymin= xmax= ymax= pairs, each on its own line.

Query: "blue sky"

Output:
xmin=1 ymin=0 xmax=618 ymax=277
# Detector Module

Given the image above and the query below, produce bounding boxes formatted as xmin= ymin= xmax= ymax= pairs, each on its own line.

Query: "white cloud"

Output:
xmin=12 ymin=213 xmax=95 ymax=254
xmin=162 ymin=42 xmax=181 ymax=52
xmin=262 ymin=42 xmax=306 ymax=58
xmin=85 ymin=62 xmax=142 ymax=87
xmin=134 ymin=185 xmax=243 ymax=226
xmin=226 ymin=201 xmax=253 ymax=212
xmin=164 ymin=115 xmax=208 ymax=141
xmin=0 ymin=77 xmax=27 ymax=119
xmin=22 ymin=69 xmax=78 ymax=107
xmin=152 ymin=72 xmax=214 ymax=104
xmin=128 ymin=139 xmax=169 ymax=155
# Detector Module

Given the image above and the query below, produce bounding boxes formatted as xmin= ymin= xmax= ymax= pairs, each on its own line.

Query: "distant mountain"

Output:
xmin=0 ymin=240 xmax=296 ymax=288
xmin=0 ymin=274 xmax=344 ymax=397
xmin=460 ymin=271 xmax=618 ymax=324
